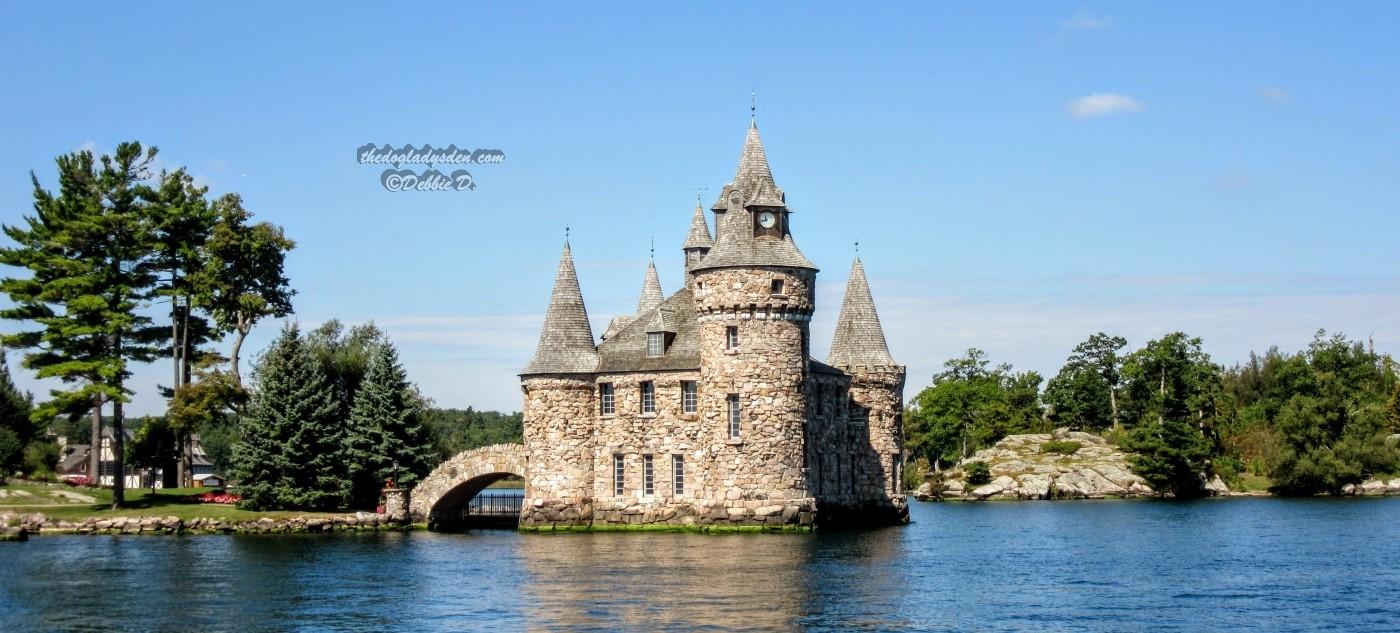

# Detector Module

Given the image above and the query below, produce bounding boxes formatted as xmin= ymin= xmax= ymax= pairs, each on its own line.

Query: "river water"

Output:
xmin=3 ymin=497 xmax=1399 ymax=632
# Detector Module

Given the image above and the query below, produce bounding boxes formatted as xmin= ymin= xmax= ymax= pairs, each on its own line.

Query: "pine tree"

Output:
xmin=0 ymin=353 xmax=35 ymax=472
xmin=0 ymin=144 xmax=162 ymax=508
xmin=231 ymin=325 xmax=347 ymax=510
xmin=344 ymin=340 xmax=433 ymax=508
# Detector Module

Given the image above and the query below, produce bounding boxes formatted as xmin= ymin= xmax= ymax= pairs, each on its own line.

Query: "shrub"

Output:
xmin=1041 ymin=440 xmax=1082 ymax=455
xmin=962 ymin=460 xmax=991 ymax=485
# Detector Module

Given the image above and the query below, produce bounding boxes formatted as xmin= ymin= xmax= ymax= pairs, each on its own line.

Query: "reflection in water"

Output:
xmin=518 ymin=532 xmax=813 ymax=632
xmin=4 ymin=499 xmax=1400 ymax=632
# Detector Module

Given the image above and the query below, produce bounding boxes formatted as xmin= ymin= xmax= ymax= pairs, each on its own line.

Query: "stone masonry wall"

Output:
xmin=521 ymin=375 xmax=596 ymax=522
xmin=694 ymin=267 xmax=813 ymax=506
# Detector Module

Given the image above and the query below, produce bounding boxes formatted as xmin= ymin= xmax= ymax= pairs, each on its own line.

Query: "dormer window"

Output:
xmin=647 ymin=332 xmax=665 ymax=357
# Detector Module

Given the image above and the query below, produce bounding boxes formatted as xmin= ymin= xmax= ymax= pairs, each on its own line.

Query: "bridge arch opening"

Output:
xmin=410 ymin=443 xmax=528 ymax=531
xmin=428 ymin=472 xmax=523 ymax=530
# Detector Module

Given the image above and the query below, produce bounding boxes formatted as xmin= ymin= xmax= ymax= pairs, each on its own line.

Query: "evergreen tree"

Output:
xmin=344 ymin=340 xmax=433 ymax=508
xmin=0 ymin=144 xmax=162 ymax=507
xmin=1045 ymin=333 xmax=1127 ymax=432
xmin=147 ymin=169 xmax=219 ymax=486
xmin=230 ymin=325 xmax=347 ymax=510
xmin=1119 ymin=333 xmax=1220 ymax=497
xmin=0 ymin=353 xmax=34 ymax=473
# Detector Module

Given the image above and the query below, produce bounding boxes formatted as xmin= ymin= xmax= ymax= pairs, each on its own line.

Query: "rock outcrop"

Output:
xmin=915 ymin=429 xmax=1159 ymax=501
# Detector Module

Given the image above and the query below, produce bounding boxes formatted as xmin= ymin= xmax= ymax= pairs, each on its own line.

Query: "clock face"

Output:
xmin=758 ymin=211 xmax=777 ymax=229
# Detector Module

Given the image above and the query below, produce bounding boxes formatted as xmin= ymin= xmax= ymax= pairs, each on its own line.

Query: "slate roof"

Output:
xmin=681 ymin=201 xmax=713 ymax=250
xmin=597 ymin=288 xmax=700 ymax=372
xmin=827 ymin=257 xmax=897 ymax=368
xmin=637 ymin=261 xmax=663 ymax=315
xmin=521 ymin=241 xmax=601 ymax=375
xmin=692 ymin=121 xmax=816 ymax=272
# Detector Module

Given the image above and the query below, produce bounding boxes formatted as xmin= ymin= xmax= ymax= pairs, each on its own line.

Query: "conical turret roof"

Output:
xmin=827 ymin=257 xmax=897 ymax=368
xmin=692 ymin=120 xmax=815 ymax=272
xmin=637 ymin=260 xmax=663 ymax=315
xmin=734 ymin=120 xmax=776 ymax=197
xmin=521 ymin=241 xmax=600 ymax=375
xmin=682 ymin=200 xmax=713 ymax=250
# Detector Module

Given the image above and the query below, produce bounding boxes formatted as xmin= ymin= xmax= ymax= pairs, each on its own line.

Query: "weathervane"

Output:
xmin=751 ymin=89 xmax=756 ymax=120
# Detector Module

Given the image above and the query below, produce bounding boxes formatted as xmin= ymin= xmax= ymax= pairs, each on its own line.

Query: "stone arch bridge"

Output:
xmin=409 ymin=443 xmax=526 ymax=529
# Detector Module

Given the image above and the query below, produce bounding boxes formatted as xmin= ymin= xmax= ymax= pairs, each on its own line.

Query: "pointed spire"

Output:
xmin=521 ymin=241 xmax=599 ymax=375
xmin=734 ymin=121 xmax=777 ymax=198
xmin=827 ymin=257 xmax=896 ymax=368
xmin=682 ymin=198 xmax=713 ymax=250
xmin=637 ymin=260 xmax=663 ymax=315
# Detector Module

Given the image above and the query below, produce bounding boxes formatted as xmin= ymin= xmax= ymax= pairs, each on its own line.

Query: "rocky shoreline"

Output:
xmin=914 ymin=429 xmax=1400 ymax=502
xmin=0 ymin=510 xmax=413 ymax=537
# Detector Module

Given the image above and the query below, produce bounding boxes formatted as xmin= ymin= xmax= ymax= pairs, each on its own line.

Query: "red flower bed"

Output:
xmin=61 ymin=475 xmax=96 ymax=488
xmin=188 ymin=491 xmax=242 ymax=505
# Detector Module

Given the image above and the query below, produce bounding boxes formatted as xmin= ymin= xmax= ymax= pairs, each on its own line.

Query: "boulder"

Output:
xmin=1015 ymin=474 xmax=1052 ymax=500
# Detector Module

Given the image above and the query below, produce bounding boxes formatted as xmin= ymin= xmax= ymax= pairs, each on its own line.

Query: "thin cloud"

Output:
xmin=1214 ymin=170 xmax=1251 ymax=191
xmin=1257 ymin=87 xmax=1291 ymax=104
xmin=1061 ymin=11 xmax=1113 ymax=31
xmin=1067 ymin=93 xmax=1146 ymax=119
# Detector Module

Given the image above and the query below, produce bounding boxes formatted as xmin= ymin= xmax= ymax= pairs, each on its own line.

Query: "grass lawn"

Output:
xmin=1233 ymin=473 xmax=1273 ymax=493
xmin=0 ymin=481 xmax=344 ymax=522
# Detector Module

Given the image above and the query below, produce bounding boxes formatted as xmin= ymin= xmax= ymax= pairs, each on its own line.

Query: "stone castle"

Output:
xmin=518 ymin=120 xmax=907 ymax=530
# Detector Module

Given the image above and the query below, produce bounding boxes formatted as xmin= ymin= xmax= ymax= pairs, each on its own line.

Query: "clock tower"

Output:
xmin=690 ymin=119 xmax=818 ymax=504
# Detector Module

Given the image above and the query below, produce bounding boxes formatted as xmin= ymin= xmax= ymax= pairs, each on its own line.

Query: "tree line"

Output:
xmin=905 ymin=330 xmax=1400 ymax=497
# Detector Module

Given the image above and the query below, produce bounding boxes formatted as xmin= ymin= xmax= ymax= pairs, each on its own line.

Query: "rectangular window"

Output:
xmin=643 ymin=454 xmax=654 ymax=496
xmin=647 ymin=332 xmax=665 ymax=357
xmin=727 ymin=394 xmax=741 ymax=438
xmin=599 ymin=383 xmax=615 ymax=415
xmin=613 ymin=454 xmax=625 ymax=496
xmin=681 ymin=381 xmax=697 ymax=413
xmin=641 ymin=381 xmax=656 ymax=414
xmin=726 ymin=326 xmax=739 ymax=350
xmin=771 ymin=278 xmax=785 ymax=295
xmin=672 ymin=454 xmax=685 ymax=496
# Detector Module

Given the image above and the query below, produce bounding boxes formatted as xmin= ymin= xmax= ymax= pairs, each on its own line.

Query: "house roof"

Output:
xmin=57 ymin=445 xmax=90 ymax=472
xmin=597 ymin=288 xmax=700 ymax=372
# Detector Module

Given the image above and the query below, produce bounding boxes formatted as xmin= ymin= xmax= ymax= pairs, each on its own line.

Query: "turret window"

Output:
xmin=727 ymin=394 xmax=741 ymax=438
xmin=640 ymin=381 xmax=656 ymax=414
xmin=771 ymin=279 xmax=785 ymax=295
xmin=599 ymin=383 xmax=615 ymax=415
xmin=726 ymin=326 xmax=739 ymax=350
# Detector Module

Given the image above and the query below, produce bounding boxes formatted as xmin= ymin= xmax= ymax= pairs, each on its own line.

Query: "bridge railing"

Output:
xmin=464 ymin=493 xmax=523 ymax=518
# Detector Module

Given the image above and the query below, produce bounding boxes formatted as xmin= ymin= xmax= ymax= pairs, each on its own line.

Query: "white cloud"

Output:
xmin=1067 ymin=93 xmax=1146 ymax=119
xmin=1061 ymin=11 xmax=1113 ymax=31
xmin=75 ymin=140 xmax=98 ymax=154
xmin=1257 ymin=87 xmax=1291 ymax=104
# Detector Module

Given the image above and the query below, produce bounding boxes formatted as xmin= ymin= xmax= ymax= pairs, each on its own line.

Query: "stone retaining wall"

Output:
xmin=0 ymin=511 xmax=411 ymax=535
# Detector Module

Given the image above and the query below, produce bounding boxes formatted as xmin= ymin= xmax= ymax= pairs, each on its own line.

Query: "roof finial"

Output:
xmin=855 ymin=239 xmax=860 ymax=254
xmin=649 ymin=234 xmax=654 ymax=260
xmin=750 ymin=89 xmax=756 ymax=126
xmin=565 ymin=224 xmax=570 ymax=242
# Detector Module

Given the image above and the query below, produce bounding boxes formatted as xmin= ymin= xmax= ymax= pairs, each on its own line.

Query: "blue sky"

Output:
xmin=2 ymin=3 xmax=1398 ymax=415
